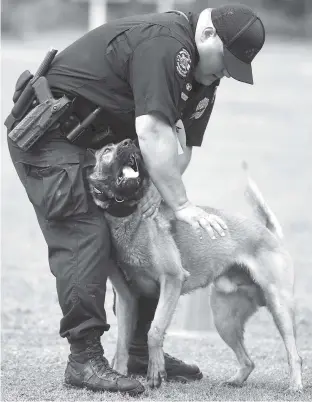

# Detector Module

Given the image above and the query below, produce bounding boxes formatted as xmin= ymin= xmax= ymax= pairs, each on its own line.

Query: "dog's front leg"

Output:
xmin=147 ymin=273 xmax=183 ymax=388
xmin=108 ymin=262 xmax=138 ymax=375
xmin=113 ymin=289 xmax=138 ymax=375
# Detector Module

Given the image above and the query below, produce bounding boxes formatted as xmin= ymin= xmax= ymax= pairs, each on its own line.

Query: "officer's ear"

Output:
xmin=200 ymin=27 xmax=216 ymax=42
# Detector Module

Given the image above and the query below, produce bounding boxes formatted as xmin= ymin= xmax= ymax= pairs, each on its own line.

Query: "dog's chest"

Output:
xmin=110 ymin=215 xmax=174 ymax=296
xmin=113 ymin=236 xmax=161 ymax=296
xmin=117 ymin=260 xmax=160 ymax=296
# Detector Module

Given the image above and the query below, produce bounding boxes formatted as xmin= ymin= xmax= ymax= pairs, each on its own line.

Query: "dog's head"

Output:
xmin=88 ymin=139 xmax=149 ymax=211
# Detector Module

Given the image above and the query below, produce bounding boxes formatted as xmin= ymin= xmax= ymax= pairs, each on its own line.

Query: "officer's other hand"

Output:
xmin=138 ymin=183 xmax=162 ymax=220
xmin=174 ymin=202 xmax=228 ymax=239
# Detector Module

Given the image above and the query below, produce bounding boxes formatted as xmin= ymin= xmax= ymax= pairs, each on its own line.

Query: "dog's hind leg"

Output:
xmin=265 ymin=290 xmax=303 ymax=392
xmin=262 ymin=278 xmax=303 ymax=390
xmin=210 ymin=283 xmax=258 ymax=387
xmin=257 ymin=251 xmax=303 ymax=392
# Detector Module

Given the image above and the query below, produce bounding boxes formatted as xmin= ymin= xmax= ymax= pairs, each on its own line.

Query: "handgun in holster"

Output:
xmin=5 ymin=48 xmax=104 ymax=151
xmin=5 ymin=49 xmax=72 ymax=151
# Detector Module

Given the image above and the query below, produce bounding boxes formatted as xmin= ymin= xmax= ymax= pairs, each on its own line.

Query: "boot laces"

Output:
xmin=86 ymin=339 xmax=125 ymax=380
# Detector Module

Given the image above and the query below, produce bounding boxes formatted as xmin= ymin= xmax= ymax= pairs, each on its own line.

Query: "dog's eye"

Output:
xmin=103 ymin=148 xmax=111 ymax=154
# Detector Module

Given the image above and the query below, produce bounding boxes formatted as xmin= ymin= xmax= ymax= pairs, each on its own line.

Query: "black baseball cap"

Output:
xmin=211 ymin=4 xmax=265 ymax=84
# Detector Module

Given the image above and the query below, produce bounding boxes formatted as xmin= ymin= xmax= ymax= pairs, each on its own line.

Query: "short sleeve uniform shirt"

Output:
xmin=47 ymin=12 xmax=219 ymax=147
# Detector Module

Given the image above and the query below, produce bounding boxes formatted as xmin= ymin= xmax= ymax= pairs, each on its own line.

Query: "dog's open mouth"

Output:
xmin=116 ymin=154 xmax=139 ymax=185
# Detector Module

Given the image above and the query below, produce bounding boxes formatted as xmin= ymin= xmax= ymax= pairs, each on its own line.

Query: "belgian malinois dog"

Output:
xmin=88 ymin=139 xmax=302 ymax=392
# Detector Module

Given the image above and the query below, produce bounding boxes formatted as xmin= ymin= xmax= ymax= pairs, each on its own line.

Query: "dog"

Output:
xmin=88 ymin=138 xmax=303 ymax=392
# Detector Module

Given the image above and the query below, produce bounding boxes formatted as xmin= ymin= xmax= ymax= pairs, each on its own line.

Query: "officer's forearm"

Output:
xmin=178 ymin=146 xmax=192 ymax=175
xmin=141 ymin=141 xmax=189 ymax=211
xmin=137 ymin=123 xmax=189 ymax=212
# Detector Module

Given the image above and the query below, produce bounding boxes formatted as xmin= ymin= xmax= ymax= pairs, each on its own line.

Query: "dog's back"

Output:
xmin=165 ymin=166 xmax=287 ymax=297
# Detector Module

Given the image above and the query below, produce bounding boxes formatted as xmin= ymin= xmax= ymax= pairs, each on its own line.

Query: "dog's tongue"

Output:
xmin=122 ymin=166 xmax=139 ymax=178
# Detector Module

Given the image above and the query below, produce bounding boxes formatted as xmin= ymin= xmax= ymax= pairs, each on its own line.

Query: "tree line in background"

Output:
xmin=1 ymin=0 xmax=312 ymax=39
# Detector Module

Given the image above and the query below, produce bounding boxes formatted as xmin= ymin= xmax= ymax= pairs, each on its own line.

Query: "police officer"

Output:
xmin=7 ymin=3 xmax=265 ymax=395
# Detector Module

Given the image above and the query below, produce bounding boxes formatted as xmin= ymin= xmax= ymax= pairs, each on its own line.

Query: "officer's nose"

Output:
xmin=120 ymin=139 xmax=132 ymax=148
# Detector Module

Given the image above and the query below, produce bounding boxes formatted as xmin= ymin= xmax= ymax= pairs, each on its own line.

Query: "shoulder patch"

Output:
xmin=176 ymin=48 xmax=191 ymax=78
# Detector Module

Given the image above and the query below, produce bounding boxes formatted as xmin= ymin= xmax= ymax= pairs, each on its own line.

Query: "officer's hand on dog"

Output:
xmin=138 ymin=183 xmax=162 ymax=220
xmin=174 ymin=202 xmax=227 ymax=239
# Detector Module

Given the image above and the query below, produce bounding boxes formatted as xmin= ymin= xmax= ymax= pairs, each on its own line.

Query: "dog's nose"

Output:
xmin=120 ymin=139 xmax=132 ymax=148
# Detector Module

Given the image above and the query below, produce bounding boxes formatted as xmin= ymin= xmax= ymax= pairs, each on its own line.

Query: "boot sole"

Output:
xmin=167 ymin=370 xmax=203 ymax=383
xmin=64 ymin=378 xmax=145 ymax=396
xmin=129 ymin=369 xmax=203 ymax=383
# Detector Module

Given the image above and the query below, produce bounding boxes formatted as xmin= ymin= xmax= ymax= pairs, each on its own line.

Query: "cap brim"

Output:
xmin=223 ymin=47 xmax=254 ymax=85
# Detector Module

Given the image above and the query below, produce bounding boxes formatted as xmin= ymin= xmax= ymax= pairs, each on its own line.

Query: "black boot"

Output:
xmin=128 ymin=324 xmax=203 ymax=383
xmin=65 ymin=330 xmax=144 ymax=395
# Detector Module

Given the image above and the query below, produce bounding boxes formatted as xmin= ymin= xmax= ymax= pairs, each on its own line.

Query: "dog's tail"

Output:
xmin=242 ymin=161 xmax=283 ymax=240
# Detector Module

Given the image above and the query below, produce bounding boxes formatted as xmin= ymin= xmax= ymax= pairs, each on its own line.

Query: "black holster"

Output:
xmin=7 ymin=77 xmax=72 ymax=151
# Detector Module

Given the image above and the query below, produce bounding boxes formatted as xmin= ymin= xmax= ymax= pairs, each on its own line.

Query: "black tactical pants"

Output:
xmin=8 ymin=129 xmax=157 ymax=344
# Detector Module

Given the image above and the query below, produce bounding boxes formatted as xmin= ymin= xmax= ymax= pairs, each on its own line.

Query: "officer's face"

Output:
xmin=194 ymin=26 xmax=230 ymax=86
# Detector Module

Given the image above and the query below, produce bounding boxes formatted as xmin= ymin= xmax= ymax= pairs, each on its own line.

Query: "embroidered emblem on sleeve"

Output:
xmin=176 ymin=48 xmax=191 ymax=78
xmin=190 ymin=97 xmax=209 ymax=120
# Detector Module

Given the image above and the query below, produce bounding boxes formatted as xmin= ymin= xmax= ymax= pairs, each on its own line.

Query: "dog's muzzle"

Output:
xmin=116 ymin=153 xmax=140 ymax=186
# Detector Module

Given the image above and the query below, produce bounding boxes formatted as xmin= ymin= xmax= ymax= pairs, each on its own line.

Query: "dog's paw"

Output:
xmin=147 ymin=366 xmax=167 ymax=388
xmin=222 ymin=378 xmax=244 ymax=388
xmin=147 ymin=348 xmax=166 ymax=388
xmin=221 ymin=365 xmax=254 ymax=388
xmin=147 ymin=358 xmax=167 ymax=388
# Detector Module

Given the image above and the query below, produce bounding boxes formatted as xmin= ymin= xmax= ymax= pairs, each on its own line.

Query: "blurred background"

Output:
xmin=1 ymin=1 xmax=312 ymax=401
xmin=2 ymin=0 xmax=312 ymax=39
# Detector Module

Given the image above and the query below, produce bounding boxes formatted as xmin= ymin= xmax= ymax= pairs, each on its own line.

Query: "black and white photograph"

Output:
xmin=1 ymin=0 xmax=312 ymax=400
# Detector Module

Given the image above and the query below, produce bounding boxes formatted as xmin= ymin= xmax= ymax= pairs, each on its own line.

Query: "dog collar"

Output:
xmin=91 ymin=185 xmax=138 ymax=217
xmin=106 ymin=202 xmax=137 ymax=217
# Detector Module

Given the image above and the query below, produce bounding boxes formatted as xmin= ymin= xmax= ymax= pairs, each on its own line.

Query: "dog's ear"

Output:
xmin=88 ymin=172 xmax=113 ymax=210
xmin=89 ymin=172 xmax=115 ymax=197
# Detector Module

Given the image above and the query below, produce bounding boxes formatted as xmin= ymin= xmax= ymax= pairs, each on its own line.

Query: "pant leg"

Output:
xmin=7 ymin=131 xmax=111 ymax=342
xmin=45 ymin=211 xmax=111 ymax=340
xmin=113 ymin=290 xmax=158 ymax=347
xmin=130 ymin=296 xmax=158 ymax=345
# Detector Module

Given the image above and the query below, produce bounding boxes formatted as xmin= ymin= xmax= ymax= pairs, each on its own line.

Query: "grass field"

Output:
xmin=1 ymin=34 xmax=312 ymax=401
